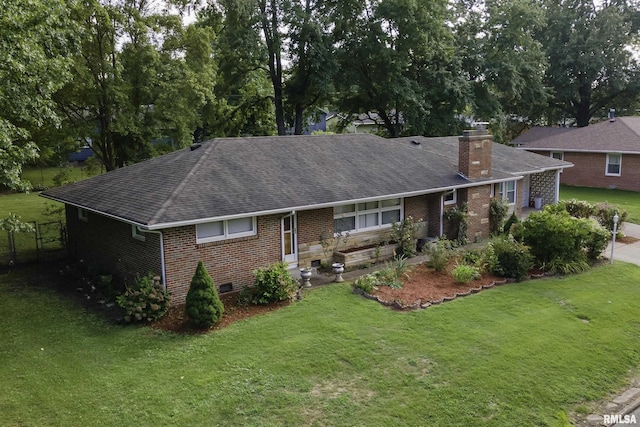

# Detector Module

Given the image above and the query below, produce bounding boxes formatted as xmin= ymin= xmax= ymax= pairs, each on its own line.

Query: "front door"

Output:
xmin=282 ymin=213 xmax=298 ymax=267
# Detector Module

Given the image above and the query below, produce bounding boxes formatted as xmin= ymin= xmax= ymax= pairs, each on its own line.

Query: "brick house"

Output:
xmin=513 ymin=116 xmax=640 ymax=192
xmin=41 ymin=131 xmax=569 ymax=303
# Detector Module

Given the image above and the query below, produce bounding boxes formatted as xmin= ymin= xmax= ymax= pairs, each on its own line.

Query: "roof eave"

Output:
xmin=143 ymin=176 xmax=526 ymax=230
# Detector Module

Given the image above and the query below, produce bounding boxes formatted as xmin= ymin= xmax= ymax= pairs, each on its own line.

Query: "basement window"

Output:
xmin=219 ymin=283 xmax=233 ymax=293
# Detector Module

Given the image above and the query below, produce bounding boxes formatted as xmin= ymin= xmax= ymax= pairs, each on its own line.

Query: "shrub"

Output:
xmin=584 ymin=223 xmax=611 ymax=262
xmin=185 ymin=261 xmax=224 ymax=327
xmin=503 ymin=212 xmax=519 ymax=235
xmin=521 ymin=208 xmax=591 ymax=266
xmin=451 ymin=263 xmax=480 ymax=284
xmin=251 ymin=261 xmax=297 ymax=304
xmin=545 ymin=256 xmax=590 ymax=275
xmin=564 ymin=199 xmax=596 ymax=218
xmin=353 ymin=256 xmax=413 ymax=292
xmin=489 ymin=198 xmax=509 ymax=235
xmin=353 ymin=274 xmax=378 ymax=293
xmin=116 ymin=273 xmax=170 ymax=323
xmin=391 ymin=216 xmax=423 ymax=258
xmin=596 ymin=204 xmax=627 ymax=236
xmin=486 ymin=236 xmax=533 ymax=282
xmin=443 ymin=204 xmax=468 ymax=244
xmin=461 ymin=249 xmax=488 ymax=272
xmin=424 ymin=239 xmax=454 ymax=272
xmin=52 ymin=169 xmax=74 ymax=187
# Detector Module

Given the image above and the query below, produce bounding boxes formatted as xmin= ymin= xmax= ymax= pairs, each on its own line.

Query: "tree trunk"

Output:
xmin=575 ymin=82 xmax=592 ymax=127
xmin=260 ymin=0 xmax=286 ymax=135
xmin=294 ymin=103 xmax=305 ymax=134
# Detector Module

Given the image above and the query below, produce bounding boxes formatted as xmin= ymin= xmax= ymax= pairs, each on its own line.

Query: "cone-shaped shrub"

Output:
xmin=185 ymin=261 xmax=224 ymax=327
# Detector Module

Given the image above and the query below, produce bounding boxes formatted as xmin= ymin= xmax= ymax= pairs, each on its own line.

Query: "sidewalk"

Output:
xmin=606 ymin=222 xmax=640 ymax=267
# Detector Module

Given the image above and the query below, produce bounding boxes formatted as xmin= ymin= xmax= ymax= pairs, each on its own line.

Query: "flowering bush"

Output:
xmin=116 ymin=273 xmax=169 ymax=322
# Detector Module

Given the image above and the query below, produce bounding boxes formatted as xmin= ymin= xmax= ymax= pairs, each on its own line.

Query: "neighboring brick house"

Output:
xmin=41 ymin=131 xmax=569 ymax=303
xmin=513 ymin=116 xmax=640 ymax=192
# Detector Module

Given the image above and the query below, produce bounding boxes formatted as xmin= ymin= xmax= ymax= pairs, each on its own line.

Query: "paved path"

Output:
xmin=607 ymin=222 xmax=640 ymax=267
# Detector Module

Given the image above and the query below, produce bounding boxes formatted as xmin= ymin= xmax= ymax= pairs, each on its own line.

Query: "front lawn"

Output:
xmin=560 ymin=184 xmax=640 ymax=225
xmin=1 ymin=263 xmax=640 ymax=426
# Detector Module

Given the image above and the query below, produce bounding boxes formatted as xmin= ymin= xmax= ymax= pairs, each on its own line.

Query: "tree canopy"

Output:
xmin=3 ymin=0 xmax=640 ymax=178
xmin=0 ymin=0 xmax=78 ymax=190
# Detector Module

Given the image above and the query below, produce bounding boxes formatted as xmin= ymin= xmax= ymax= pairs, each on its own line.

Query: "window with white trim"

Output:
xmin=606 ymin=153 xmax=621 ymax=176
xmin=333 ymin=198 xmax=402 ymax=233
xmin=196 ymin=217 xmax=257 ymax=243
xmin=131 ymin=225 xmax=146 ymax=241
xmin=496 ymin=181 xmax=516 ymax=204
xmin=78 ymin=208 xmax=88 ymax=222
xmin=551 ymin=152 xmax=564 ymax=161
xmin=443 ymin=189 xmax=456 ymax=205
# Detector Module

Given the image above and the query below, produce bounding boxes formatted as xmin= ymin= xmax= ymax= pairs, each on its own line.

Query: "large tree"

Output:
xmin=539 ymin=0 xmax=640 ymax=127
xmin=284 ymin=0 xmax=336 ymax=134
xmin=55 ymin=0 xmax=216 ymax=171
xmin=454 ymin=0 xmax=549 ymax=142
xmin=201 ymin=0 xmax=276 ymax=137
xmin=0 ymin=0 xmax=78 ymax=190
xmin=332 ymin=0 xmax=467 ymax=137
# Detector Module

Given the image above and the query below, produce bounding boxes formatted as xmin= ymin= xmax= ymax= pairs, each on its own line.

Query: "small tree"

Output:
xmin=489 ymin=198 xmax=509 ymax=235
xmin=185 ymin=261 xmax=224 ymax=327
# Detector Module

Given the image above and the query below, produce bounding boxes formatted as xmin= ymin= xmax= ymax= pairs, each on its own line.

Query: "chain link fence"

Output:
xmin=0 ymin=220 xmax=66 ymax=266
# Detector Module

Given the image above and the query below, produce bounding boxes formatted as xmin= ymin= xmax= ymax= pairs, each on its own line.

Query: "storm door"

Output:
xmin=281 ymin=213 xmax=298 ymax=267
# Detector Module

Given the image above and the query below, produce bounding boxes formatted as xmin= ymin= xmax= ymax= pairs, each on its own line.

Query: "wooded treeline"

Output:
xmin=2 ymin=0 xmax=640 ymax=189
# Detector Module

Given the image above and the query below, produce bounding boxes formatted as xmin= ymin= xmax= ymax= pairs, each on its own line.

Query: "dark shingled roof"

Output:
xmin=41 ymin=133 xmax=569 ymax=229
xmin=514 ymin=116 xmax=640 ymax=153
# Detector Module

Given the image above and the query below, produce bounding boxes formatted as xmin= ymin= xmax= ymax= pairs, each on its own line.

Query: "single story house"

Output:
xmin=41 ymin=131 xmax=570 ymax=303
xmin=513 ymin=116 xmax=640 ymax=192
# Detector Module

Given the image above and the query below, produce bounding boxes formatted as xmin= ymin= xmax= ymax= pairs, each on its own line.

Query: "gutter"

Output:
xmin=135 ymin=226 xmax=167 ymax=294
xmin=41 ymin=171 xmax=565 ymax=232
xmin=515 ymin=147 xmax=640 ymax=155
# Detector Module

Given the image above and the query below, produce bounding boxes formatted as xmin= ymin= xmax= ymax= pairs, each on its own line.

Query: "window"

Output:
xmin=333 ymin=198 xmax=402 ymax=233
xmin=443 ymin=189 xmax=456 ymax=205
xmin=196 ymin=217 xmax=257 ymax=243
xmin=131 ymin=225 xmax=146 ymax=241
xmin=551 ymin=152 xmax=564 ymax=161
xmin=606 ymin=153 xmax=621 ymax=176
xmin=496 ymin=181 xmax=516 ymax=204
xmin=78 ymin=208 xmax=88 ymax=222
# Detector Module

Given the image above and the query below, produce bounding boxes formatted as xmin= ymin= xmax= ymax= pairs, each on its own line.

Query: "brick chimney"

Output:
xmin=458 ymin=128 xmax=493 ymax=179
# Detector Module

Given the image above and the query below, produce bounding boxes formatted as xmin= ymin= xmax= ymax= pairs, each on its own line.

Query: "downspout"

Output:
xmin=136 ymin=226 xmax=167 ymax=293
xmin=439 ymin=194 xmax=444 ymax=237
xmin=554 ymin=169 xmax=561 ymax=203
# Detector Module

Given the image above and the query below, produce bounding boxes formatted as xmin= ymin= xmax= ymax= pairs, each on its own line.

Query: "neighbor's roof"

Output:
xmin=41 ymin=133 xmax=569 ymax=230
xmin=513 ymin=116 xmax=640 ymax=153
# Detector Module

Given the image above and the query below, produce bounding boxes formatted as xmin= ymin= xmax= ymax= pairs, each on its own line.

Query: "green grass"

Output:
xmin=560 ymin=184 xmax=640 ymax=224
xmin=21 ymin=166 xmax=93 ymax=189
xmin=2 ymin=263 xmax=640 ymax=426
xmin=0 ymin=166 xmax=91 ymax=264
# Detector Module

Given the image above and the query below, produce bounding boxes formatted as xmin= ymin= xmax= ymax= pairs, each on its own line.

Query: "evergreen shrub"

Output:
xmin=185 ymin=261 xmax=224 ymax=327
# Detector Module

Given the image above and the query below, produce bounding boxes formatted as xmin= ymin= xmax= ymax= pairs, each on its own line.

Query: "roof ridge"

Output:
xmin=618 ymin=116 xmax=640 ymax=139
xmin=148 ymin=140 xmax=220 ymax=225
